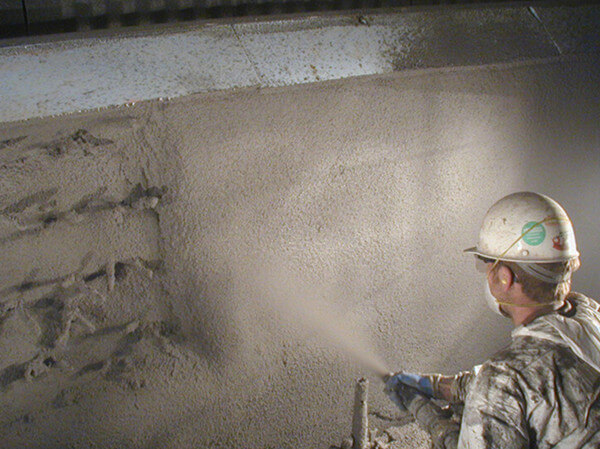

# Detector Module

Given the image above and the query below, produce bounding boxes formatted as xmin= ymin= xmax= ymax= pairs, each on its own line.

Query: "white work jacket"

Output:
xmin=456 ymin=293 xmax=600 ymax=449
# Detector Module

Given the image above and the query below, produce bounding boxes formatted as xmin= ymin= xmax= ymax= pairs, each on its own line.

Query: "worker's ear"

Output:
xmin=497 ymin=265 xmax=514 ymax=291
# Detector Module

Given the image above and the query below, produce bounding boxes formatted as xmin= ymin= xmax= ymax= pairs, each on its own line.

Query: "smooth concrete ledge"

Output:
xmin=0 ymin=4 xmax=599 ymax=124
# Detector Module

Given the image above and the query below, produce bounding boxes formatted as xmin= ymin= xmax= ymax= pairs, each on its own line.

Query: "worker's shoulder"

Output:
xmin=469 ymin=339 xmax=571 ymax=399
xmin=568 ymin=291 xmax=600 ymax=310
xmin=473 ymin=293 xmax=600 ymax=384
xmin=489 ymin=336 xmax=568 ymax=369
xmin=482 ymin=336 xmax=564 ymax=375
xmin=486 ymin=291 xmax=600 ymax=371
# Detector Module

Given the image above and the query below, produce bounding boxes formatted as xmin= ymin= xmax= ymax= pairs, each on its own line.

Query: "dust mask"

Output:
xmin=484 ymin=279 xmax=503 ymax=316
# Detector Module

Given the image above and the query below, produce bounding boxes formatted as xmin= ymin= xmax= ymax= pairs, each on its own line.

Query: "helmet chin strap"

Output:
xmin=487 ymin=261 xmax=565 ymax=310
xmin=494 ymin=299 xmax=561 ymax=309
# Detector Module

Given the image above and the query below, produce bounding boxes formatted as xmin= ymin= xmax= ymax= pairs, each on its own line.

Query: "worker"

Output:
xmin=384 ymin=192 xmax=600 ymax=448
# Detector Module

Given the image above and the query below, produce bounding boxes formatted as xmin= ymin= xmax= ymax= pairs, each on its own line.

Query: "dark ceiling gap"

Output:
xmin=4 ymin=0 xmax=600 ymax=40
xmin=21 ymin=0 xmax=29 ymax=35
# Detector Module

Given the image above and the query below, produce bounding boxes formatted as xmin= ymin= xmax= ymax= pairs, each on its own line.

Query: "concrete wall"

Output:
xmin=1 ymin=51 xmax=599 ymax=448
xmin=3 ymin=5 xmax=600 ymax=123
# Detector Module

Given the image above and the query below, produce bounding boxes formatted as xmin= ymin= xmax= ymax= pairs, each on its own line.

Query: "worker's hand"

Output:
xmin=386 ymin=372 xmax=435 ymax=398
xmin=384 ymin=373 xmax=426 ymax=412
xmin=385 ymin=374 xmax=459 ymax=449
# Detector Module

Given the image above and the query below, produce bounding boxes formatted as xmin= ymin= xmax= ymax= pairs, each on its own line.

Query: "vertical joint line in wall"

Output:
xmin=231 ymin=25 xmax=265 ymax=86
xmin=528 ymin=7 xmax=562 ymax=56
xmin=21 ymin=0 xmax=29 ymax=35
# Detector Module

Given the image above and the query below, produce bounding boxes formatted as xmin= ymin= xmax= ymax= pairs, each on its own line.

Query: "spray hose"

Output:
xmin=382 ymin=373 xmax=459 ymax=449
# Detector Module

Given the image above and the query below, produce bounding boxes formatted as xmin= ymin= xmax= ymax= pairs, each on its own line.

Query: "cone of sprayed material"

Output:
xmin=352 ymin=377 xmax=368 ymax=449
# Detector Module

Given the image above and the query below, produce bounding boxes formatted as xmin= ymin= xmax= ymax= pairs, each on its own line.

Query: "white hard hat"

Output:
xmin=464 ymin=192 xmax=579 ymax=264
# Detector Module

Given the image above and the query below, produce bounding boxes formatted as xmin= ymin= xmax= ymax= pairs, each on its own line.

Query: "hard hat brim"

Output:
xmin=463 ymin=246 xmax=579 ymax=263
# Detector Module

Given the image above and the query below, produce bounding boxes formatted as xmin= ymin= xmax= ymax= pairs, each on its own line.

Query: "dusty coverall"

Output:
xmin=445 ymin=292 xmax=600 ymax=448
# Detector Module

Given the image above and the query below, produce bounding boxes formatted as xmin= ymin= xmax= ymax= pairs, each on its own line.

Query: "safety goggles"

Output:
xmin=475 ymin=255 xmax=495 ymax=273
xmin=475 ymin=255 xmax=520 ymax=283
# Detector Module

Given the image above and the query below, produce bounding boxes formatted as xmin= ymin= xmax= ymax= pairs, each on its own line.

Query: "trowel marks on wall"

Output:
xmin=240 ymin=256 xmax=389 ymax=378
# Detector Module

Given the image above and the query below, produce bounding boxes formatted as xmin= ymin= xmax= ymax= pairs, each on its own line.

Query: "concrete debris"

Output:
xmin=64 ymin=210 xmax=85 ymax=224
xmin=369 ymin=411 xmax=397 ymax=423
xmin=121 ymin=184 xmax=167 ymax=211
xmin=126 ymin=377 xmax=146 ymax=391
xmin=52 ymin=388 xmax=78 ymax=408
xmin=330 ymin=374 xmax=432 ymax=449
xmin=72 ymin=187 xmax=110 ymax=214
xmin=0 ymin=256 xmax=161 ymax=310
xmin=1 ymin=188 xmax=59 ymax=216
xmin=77 ymin=360 xmax=107 ymax=377
xmin=54 ymin=307 xmax=99 ymax=349
xmin=0 ymin=136 xmax=27 ymax=150
xmin=43 ymin=129 xmax=114 ymax=158
xmin=124 ymin=320 xmax=140 ymax=335
xmin=111 ymin=206 xmax=126 ymax=225
xmin=0 ymin=352 xmax=57 ymax=391
xmin=106 ymin=261 xmax=116 ymax=292
xmin=372 ymin=441 xmax=388 ymax=449
xmin=134 ymin=258 xmax=154 ymax=279
xmin=334 ymin=421 xmax=431 ymax=449
xmin=371 ymin=429 xmax=391 ymax=449
xmin=60 ymin=275 xmax=77 ymax=289
xmin=132 ymin=195 xmax=160 ymax=210
xmin=0 ymin=363 xmax=27 ymax=391
xmin=0 ymin=170 xmax=165 ymax=247
xmin=1 ymin=317 xmax=175 ymax=398
xmin=340 ymin=437 xmax=353 ymax=449
xmin=23 ymin=353 xmax=56 ymax=381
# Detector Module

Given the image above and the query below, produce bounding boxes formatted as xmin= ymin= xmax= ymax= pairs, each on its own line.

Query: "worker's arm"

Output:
xmin=385 ymin=377 xmax=460 ymax=449
xmin=437 ymin=370 xmax=476 ymax=403
xmin=386 ymin=363 xmax=528 ymax=449
xmin=457 ymin=363 xmax=529 ymax=449
xmin=388 ymin=370 xmax=476 ymax=403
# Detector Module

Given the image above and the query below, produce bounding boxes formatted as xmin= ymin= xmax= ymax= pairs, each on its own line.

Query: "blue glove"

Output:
xmin=384 ymin=374 xmax=425 ymax=412
xmin=389 ymin=372 xmax=435 ymax=397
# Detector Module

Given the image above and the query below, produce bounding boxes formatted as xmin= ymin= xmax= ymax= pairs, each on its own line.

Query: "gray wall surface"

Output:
xmin=1 ymin=53 xmax=599 ymax=449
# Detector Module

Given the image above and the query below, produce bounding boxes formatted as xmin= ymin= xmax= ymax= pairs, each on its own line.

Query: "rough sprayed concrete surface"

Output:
xmin=1 ymin=54 xmax=600 ymax=448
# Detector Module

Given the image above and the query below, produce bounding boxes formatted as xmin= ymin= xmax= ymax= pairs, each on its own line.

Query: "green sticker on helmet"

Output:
xmin=522 ymin=221 xmax=546 ymax=246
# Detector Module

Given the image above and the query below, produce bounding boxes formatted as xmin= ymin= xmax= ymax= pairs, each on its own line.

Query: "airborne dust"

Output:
xmin=243 ymin=258 xmax=390 ymax=378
